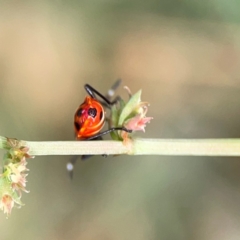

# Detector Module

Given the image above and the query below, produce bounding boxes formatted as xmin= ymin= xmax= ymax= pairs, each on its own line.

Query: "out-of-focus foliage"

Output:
xmin=0 ymin=0 xmax=240 ymax=239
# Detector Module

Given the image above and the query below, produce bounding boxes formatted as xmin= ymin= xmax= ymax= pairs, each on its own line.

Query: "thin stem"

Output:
xmin=132 ymin=138 xmax=240 ymax=156
xmin=1 ymin=137 xmax=240 ymax=156
xmin=26 ymin=140 xmax=129 ymax=156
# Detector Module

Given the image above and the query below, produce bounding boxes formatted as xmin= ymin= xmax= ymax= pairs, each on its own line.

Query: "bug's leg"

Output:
xmin=81 ymin=136 xmax=103 ymax=160
xmin=84 ymin=79 xmax=122 ymax=106
xmin=81 ymin=155 xmax=92 ymax=161
xmin=104 ymin=79 xmax=122 ymax=107
xmin=82 ymin=153 xmax=108 ymax=160
xmin=67 ymin=136 xmax=105 ymax=178
xmin=85 ymin=84 xmax=111 ymax=104
xmin=87 ymin=127 xmax=132 ymax=140
xmin=105 ymin=79 xmax=122 ymax=100
xmin=100 ymin=95 xmax=122 ymax=108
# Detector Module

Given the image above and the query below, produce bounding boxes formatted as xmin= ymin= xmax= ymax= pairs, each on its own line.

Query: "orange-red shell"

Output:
xmin=74 ymin=96 xmax=105 ymax=139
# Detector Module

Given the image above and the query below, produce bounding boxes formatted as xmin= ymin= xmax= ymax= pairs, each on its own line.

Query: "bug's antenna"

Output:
xmin=106 ymin=79 xmax=122 ymax=99
xmin=84 ymin=79 xmax=122 ymax=106
xmin=66 ymin=156 xmax=78 ymax=179
xmin=84 ymin=84 xmax=111 ymax=105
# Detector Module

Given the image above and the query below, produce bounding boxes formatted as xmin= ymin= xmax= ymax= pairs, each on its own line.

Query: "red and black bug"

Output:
xmin=74 ymin=80 xmax=131 ymax=140
xmin=67 ymin=80 xmax=132 ymax=177
xmin=74 ymin=96 xmax=105 ymax=139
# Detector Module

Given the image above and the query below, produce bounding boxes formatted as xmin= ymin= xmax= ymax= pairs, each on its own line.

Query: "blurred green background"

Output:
xmin=1 ymin=0 xmax=240 ymax=239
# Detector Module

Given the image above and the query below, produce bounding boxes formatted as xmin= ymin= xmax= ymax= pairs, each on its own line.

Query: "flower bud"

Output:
xmin=110 ymin=87 xmax=152 ymax=141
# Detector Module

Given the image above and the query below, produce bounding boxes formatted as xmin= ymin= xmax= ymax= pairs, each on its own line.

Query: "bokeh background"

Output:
xmin=1 ymin=1 xmax=240 ymax=239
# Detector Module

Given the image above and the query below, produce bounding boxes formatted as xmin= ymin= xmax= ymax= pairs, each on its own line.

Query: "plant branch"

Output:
xmin=1 ymin=136 xmax=240 ymax=156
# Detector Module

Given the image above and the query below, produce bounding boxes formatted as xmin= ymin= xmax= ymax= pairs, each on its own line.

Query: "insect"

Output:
xmin=74 ymin=80 xmax=131 ymax=140
xmin=67 ymin=80 xmax=132 ymax=177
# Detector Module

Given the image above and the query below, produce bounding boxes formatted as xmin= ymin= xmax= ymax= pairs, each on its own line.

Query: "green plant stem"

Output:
xmin=1 ymin=137 xmax=240 ymax=156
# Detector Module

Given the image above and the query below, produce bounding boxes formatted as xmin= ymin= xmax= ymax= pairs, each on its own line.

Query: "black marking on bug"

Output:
xmin=88 ymin=108 xmax=97 ymax=118
xmin=76 ymin=108 xmax=83 ymax=117
xmin=74 ymin=122 xmax=81 ymax=131
xmin=99 ymin=111 xmax=103 ymax=120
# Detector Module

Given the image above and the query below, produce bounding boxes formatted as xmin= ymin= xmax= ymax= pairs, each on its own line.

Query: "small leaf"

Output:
xmin=118 ymin=90 xmax=142 ymax=126
xmin=110 ymin=131 xmax=120 ymax=140
xmin=110 ymin=105 xmax=119 ymax=128
xmin=110 ymin=105 xmax=120 ymax=140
